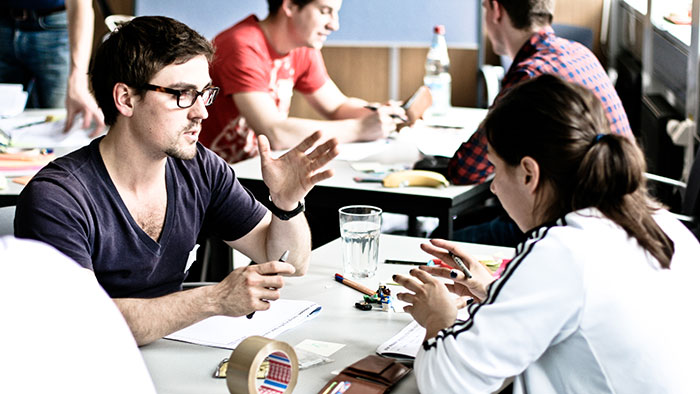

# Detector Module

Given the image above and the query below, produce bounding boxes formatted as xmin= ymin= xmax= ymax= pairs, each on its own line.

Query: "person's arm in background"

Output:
xmin=64 ymin=0 xmax=105 ymax=135
xmin=446 ymin=127 xmax=494 ymax=185
xmin=234 ymin=79 xmax=403 ymax=150
xmin=448 ymin=70 xmax=537 ymax=186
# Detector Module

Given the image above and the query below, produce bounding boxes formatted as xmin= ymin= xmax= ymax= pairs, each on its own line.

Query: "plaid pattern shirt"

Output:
xmin=448 ymin=27 xmax=633 ymax=185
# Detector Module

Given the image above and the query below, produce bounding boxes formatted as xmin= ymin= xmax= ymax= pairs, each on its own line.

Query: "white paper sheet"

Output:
xmin=335 ymin=140 xmax=391 ymax=161
xmin=165 ymin=299 xmax=322 ymax=349
xmin=376 ymin=308 xmax=470 ymax=359
xmin=6 ymin=117 xmax=96 ymax=148
xmin=398 ymin=124 xmax=476 ymax=158
xmin=295 ymin=339 xmax=345 ymax=357
xmin=375 ymin=320 xmax=425 ymax=359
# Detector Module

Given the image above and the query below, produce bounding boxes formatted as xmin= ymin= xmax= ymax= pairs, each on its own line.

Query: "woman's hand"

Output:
xmin=420 ymin=239 xmax=496 ymax=302
xmin=394 ymin=269 xmax=459 ymax=340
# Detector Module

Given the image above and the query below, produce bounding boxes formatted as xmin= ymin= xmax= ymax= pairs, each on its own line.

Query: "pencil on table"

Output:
xmin=334 ymin=273 xmax=375 ymax=296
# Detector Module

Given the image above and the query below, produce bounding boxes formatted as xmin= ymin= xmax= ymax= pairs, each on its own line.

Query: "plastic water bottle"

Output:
xmin=424 ymin=25 xmax=451 ymax=115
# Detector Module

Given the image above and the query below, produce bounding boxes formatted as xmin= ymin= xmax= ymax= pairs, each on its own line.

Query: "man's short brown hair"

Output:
xmin=89 ymin=16 xmax=214 ymax=125
xmin=494 ymin=0 xmax=554 ymax=30
xmin=267 ymin=0 xmax=315 ymax=16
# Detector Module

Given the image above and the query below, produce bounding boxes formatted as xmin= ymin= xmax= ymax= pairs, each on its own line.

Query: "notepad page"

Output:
xmin=376 ymin=308 xmax=470 ymax=359
xmin=165 ymin=299 xmax=322 ymax=350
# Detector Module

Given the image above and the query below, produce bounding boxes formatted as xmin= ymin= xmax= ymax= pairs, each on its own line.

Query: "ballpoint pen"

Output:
xmin=246 ymin=250 xmax=289 ymax=319
xmin=449 ymin=251 xmax=473 ymax=279
xmin=363 ymin=105 xmax=409 ymax=123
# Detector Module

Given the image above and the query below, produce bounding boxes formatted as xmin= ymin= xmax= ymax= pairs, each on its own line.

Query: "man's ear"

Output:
xmin=490 ymin=0 xmax=504 ymax=22
xmin=113 ymin=82 xmax=135 ymax=118
xmin=520 ymin=156 xmax=540 ymax=193
xmin=281 ymin=0 xmax=295 ymax=17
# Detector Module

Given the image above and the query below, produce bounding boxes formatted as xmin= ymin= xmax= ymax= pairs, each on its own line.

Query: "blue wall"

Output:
xmin=135 ymin=0 xmax=479 ymax=47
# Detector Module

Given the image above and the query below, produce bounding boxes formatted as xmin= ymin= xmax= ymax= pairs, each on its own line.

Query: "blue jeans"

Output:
xmin=0 ymin=11 xmax=69 ymax=108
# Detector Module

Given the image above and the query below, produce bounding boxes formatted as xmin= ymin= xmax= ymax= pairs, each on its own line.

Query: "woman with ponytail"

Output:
xmin=394 ymin=75 xmax=700 ymax=393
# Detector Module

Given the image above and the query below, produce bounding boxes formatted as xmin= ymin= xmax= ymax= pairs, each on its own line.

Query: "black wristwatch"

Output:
xmin=268 ymin=196 xmax=305 ymax=220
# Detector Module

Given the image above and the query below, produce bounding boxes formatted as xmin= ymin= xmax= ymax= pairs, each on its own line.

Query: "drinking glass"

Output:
xmin=339 ymin=205 xmax=382 ymax=279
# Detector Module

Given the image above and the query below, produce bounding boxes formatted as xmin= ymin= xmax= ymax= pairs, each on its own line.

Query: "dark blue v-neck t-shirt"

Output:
xmin=15 ymin=138 xmax=267 ymax=298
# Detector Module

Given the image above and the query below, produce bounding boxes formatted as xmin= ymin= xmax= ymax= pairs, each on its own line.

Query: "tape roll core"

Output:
xmin=226 ymin=336 xmax=298 ymax=394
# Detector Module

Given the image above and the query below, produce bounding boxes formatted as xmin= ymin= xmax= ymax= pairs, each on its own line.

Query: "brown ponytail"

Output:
xmin=484 ymin=74 xmax=674 ymax=268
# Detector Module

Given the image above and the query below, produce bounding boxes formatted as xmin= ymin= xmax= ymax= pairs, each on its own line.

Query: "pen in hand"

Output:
xmin=246 ymin=250 xmax=290 ymax=319
xmin=448 ymin=251 xmax=473 ymax=279
xmin=364 ymin=105 xmax=409 ymax=123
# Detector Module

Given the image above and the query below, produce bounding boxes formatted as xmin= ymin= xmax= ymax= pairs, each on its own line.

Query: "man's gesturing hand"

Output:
xmin=258 ymin=131 xmax=339 ymax=210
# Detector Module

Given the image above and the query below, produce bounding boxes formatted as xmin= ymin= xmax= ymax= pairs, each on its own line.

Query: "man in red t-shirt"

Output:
xmin=202 ymin=0 xmax=404 ymax=163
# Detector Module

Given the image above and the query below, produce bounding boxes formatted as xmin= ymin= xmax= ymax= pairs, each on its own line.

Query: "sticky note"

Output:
xmin=295 ymin=339 xmax=345 ymax=357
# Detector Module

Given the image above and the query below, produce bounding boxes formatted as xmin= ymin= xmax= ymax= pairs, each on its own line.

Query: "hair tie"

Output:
xmin=594 ymin=134 xmax=605 ymax=143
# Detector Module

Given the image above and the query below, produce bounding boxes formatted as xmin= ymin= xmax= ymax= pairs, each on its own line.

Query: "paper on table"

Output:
xmin=0 ymin=115 xmax=46 ymax=142
xmin=165 ymin=299 xmax=322 ymax=350
xmin=295 ymin=339 xmax=345 ymax=357
xmin=398 ymin=124 xmax=477 ymax=158
xmin=376 ymin=308 xmax=470 ymax=359
xmin=375 ymin=320 xmax=425 ymax=359
xmin=423 ymin=107 xmax=487 ymax=130
xmin=7 ymin=117 xmax=95 ymax=148
xmin=335 ymin=140 xmax=391 ymax=161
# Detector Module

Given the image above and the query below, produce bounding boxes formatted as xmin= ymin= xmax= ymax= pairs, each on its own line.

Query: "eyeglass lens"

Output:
xmin=178 ymin=87 xmax=218 ymax=108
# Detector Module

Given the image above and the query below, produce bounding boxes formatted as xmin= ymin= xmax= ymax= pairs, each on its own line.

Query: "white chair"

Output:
xmin=104 ymin=14 xmax=134 ymax=32
xmin=0 ymin=205 xmax=15 ymax=236
xmin=646 ymin=143 xmax=700 ymax=239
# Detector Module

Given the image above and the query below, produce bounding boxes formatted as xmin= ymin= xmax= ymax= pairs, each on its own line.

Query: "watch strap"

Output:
xmin=268 ymin=197 xmax=305 ymax=221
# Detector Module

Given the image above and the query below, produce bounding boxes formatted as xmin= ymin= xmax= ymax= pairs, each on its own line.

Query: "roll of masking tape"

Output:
xmin=226 ymin=336 xmax=298 ymax=394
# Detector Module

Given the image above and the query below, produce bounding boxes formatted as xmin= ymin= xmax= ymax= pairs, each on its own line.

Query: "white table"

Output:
xmin=140 ymin=234 xmax=514 ymax=393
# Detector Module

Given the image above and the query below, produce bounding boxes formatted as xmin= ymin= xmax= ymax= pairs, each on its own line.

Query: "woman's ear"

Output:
xmin=113 ymin=82 xmax=135 ymax=118
xmin=520 ymin=156 xmax=540 ymax=193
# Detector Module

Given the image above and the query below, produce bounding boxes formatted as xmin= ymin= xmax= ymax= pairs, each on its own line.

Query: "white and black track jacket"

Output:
xmin=415 ymin=208 xmax=700 ymax=394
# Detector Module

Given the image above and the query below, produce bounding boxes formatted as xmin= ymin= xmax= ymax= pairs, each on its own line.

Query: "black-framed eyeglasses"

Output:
xmin=142 ymin=84 xmax=220 ymax=108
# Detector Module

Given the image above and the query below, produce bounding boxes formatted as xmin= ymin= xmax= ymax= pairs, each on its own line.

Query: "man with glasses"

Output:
xmin=201 ymin=0 xmax=405 ymax=164
xmin=14 ymin=16 xmax=338 ymax=346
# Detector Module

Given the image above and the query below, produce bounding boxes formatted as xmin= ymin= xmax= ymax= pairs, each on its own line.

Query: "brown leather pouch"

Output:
xmin=317 ymin=355 xmax=412 ymax=394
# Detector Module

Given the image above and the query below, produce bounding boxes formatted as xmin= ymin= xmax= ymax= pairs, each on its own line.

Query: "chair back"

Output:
xmin=496 ymin=24 xmax=595 ymax=87
xmin=552 ymin=24 xmax=594 ymax=50
xmin=0 ymin=205 xmax=16 ymax=236
xmin=682 ymin=144 xmax=700 ymax=217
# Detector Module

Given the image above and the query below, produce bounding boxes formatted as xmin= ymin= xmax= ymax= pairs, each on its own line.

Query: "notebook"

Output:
xmin=376 ymin=308 xmax=471 ymax=359
xmin=165 ymin=299 xmax=322 ymax=350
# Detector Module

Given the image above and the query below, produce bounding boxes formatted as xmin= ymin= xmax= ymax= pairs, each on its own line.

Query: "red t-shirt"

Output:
xmin=201 ymin=15 xmax=329 ymax=163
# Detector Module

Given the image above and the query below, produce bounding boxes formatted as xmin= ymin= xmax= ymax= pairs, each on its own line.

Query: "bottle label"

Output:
xmin=424 ymin=73 xmax=451 ymax=114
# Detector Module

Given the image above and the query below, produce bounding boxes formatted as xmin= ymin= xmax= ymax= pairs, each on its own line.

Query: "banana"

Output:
xmin=382 ymin=170 xmax=450 ymax=188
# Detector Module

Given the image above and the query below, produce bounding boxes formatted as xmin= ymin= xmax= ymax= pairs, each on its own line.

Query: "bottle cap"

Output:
xmin=434 ymin=25 xmax=445 ymax=35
